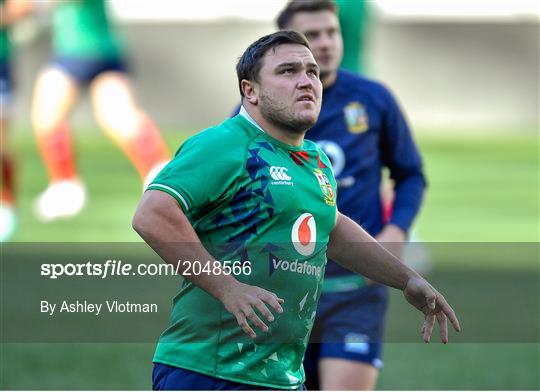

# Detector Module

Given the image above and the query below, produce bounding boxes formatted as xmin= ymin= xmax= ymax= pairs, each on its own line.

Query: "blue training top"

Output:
xmin=306 ymin=69 xmax=426 ymax=277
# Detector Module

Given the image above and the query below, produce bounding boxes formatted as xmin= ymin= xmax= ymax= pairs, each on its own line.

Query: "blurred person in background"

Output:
xmin=337 ymin=0 xmax=429 ymax=274
xmin=31 ymin=0 xmax=170 ymax=221
xmin=338 ymin=0 xmax=400 ymax=242
xmin=0 ymin=0 xmax=32 ymax=241
xmin=336 ymin=0 xmax=371 ymax=74
xmin=277 ymin=1 xmax=426 ymax=389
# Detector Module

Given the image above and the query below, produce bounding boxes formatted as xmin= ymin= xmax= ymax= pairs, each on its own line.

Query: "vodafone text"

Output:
xmin=272 ymin=258 xmax=322 ymax=277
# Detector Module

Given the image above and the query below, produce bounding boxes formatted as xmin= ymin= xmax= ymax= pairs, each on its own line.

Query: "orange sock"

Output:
xmin=117 ymin=118 xmax=170 ymax=180
xmin=36 ymin=122 xmax=77 ymax=182
xmin=1 ymin=153 xmax=15 ymax=204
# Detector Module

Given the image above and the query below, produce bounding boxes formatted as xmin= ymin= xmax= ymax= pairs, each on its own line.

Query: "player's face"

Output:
xmin=257 ymin=43 xmax=322 ymax=133
xmin=287 ymin=11 xmax=343 ymax=80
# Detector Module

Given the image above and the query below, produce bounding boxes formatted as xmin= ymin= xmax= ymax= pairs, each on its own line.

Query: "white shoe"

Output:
xmin=34 ymin=179 xmax=86 ymax=221
xmin=0 ymin=204 xmax=16 ymax=241
xmin=143 ymin=160 xmax=169 ymax=191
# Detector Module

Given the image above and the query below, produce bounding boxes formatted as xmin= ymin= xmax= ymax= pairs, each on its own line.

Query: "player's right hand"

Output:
xmin=219 ymin=281 xmax=284 ymax=339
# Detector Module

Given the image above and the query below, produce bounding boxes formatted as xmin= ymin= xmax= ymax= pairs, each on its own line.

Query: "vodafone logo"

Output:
xmin=291 ymin=213 xmax=317 ymax=256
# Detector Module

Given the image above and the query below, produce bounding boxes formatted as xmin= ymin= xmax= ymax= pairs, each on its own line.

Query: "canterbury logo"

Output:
xmin=270 ymin=166 xmax=292 ymax=181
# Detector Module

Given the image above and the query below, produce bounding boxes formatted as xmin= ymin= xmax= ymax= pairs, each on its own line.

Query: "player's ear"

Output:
xmin=241 ymin=80 xmax=258 ymax=105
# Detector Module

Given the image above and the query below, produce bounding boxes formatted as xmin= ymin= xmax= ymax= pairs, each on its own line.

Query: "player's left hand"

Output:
xmin=403 ymin=277 xmax=461 ymax=343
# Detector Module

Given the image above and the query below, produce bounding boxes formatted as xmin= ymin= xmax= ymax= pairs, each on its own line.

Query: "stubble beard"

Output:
xmin=259 ymin=91 xmax=317 ymax=135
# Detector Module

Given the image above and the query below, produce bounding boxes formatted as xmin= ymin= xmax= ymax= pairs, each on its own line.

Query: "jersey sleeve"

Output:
xmin=379 ymin=85 xmax=427 ymax=232
xmin=147 ymin=128 xmax=245 ymax=214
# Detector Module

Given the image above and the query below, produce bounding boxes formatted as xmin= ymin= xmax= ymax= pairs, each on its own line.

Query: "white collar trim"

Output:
xmin=239 ymin=106 xmax=265 ymax=133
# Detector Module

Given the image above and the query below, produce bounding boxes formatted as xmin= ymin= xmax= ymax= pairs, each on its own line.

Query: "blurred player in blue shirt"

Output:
xmin=277 ymin=1 xmax=426 ymax=389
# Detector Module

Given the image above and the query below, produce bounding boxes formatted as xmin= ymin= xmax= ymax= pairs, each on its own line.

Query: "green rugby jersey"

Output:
xmin=0 ymin=0 xmax=10 ymax=61
xmin=0 ymin=29 xmax=8 ymax=62
xmin=52 ymin=0 xmax=123 ymax=59
xmin=147 ymin=111 xmax=338 ymax=389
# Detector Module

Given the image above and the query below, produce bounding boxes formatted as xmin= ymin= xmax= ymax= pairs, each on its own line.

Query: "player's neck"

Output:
xmin=264 ymin=124 xmax=305 ymax=147
xmin=321 ymin=71 xmax=337 ymax=89
xmin=243 ymin=106 xmax=304 ymax=147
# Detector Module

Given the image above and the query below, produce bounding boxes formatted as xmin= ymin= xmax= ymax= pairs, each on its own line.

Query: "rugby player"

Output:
xmin=133 ymin=30 xmax=457 ymax=390
xmin=31 ymin=0 xmax=170 ymax=221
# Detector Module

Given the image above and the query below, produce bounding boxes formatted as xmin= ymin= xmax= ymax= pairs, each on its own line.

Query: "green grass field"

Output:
xmin=8 ymin=130 xmax=538 ymax=244
xmin=1 ymin=130 xmax=538 ymax=389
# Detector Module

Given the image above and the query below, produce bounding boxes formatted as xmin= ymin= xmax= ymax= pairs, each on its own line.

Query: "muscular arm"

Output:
xmin=328 ymin=213 xmax=418 ymax=289
xmin=328 ymin=212 xmax=461 ymax=342
xmin=132 ymin=190 xmax=283 ymax=338
xmin=132 ymin=190 xmax=234 ymax=298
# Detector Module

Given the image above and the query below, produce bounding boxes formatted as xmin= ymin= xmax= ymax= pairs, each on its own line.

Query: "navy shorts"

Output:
xmin=303 ymin=284 xmax=388 ymax=384
xmin=52 ymin=56 xmax=128 ymax=85
xmin=0 ymin=60 xmax=13 ymax=107
xmin=153 ymin=363 xmax=306 ymax=391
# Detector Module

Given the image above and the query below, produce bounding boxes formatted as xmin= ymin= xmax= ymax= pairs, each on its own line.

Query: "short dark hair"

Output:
xmin=277 ymin=0 xmax=338 ymax=30
xmin=236 ymin=30 xmax=311 ymax=97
